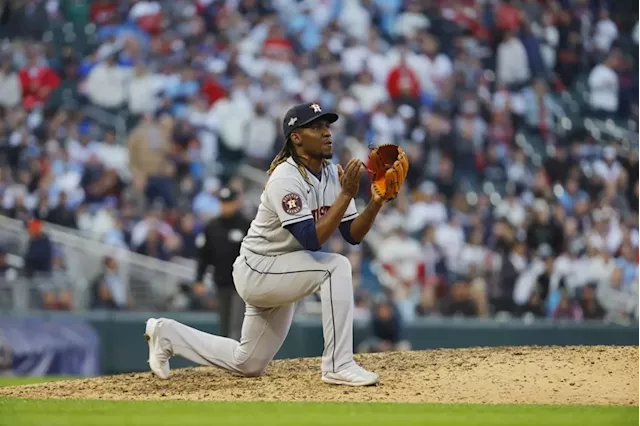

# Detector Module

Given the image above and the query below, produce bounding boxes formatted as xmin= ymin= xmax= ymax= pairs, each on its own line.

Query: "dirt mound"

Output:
xmin=0 ymin=346 xmax=637 ymax=405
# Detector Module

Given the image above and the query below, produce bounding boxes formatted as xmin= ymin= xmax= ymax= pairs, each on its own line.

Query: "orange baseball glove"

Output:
xmin=368 ymin=144 xmax=409 ymax=201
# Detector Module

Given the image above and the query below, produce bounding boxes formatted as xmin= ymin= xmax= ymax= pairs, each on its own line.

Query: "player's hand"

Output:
xmin=343 ymin=163 xmax=384 ymax=206
xmin=339 ymin=158 xmax=363 ymax=199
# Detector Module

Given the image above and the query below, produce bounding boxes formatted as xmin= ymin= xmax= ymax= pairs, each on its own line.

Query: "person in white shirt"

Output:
xmin=93 ymin=129 xmax=130 ymax=182
xmin=337 ymin=0 xmax=371 ymax=42
xmin=507 ymin=149 xmax=533 ymax=189
xmin=340 ymin=38 xmax=371 ymax=77
xmin=364 ymin=33 xmax=392 ymax=86
xmin=130 ymin=205 xmax=176 ymax=248
xmin=434 ymin=215 xmax=465 ymax=274
xmin=405 ymin=181 xmax=447 ymax=233
xmin=245 ymin=103 xmax=277 ymax=168
xmin=209 ymin=80 xmax=254 ymax=159
xmin=392 ymin=1 xmax=430 ymax=40
xmin=592 ymin=146 xmax=622 ymax=183
xmin=128 ymin=63 xmax=163 ymax=114
xmin=588 ymin=53 xmax=620 ymax=116
xmin=375 ymin=223 xmax=424 ymax=284
xmin=550 ymin=239 xmax=584 ymax=294
xmin=186 ymin=95 xmax=219 ymax=164
xmin=457 ymin=228 xmax=492 ymax=277
xmin=593 ymin=8 xmax=618 ymax=54
xmin=128 ymin=0 xmax=161 ymax=21
xmin=349 ymin=70 xmax=389 ymax=113
xmin=84 ymin=53 xmax=131 ymax=110
xmin=494 ymin=192 xmax=527 ymax=228
xmin=513 ymin=245 xmax=554 ymax=307
xmin=420 ymin=35 xmax=452 ymax=98
xmin=534 ymin=12 xmax=559 ymax=71
xmin=66 ymin=127 xmax=98 ymax=166
xmin=0 ymin=61 xmax=21 ymax=108
xmin=369 ymin=101 xmax=406 ymax=145
xmin=496 ymin=30 xmax=530 ymax=89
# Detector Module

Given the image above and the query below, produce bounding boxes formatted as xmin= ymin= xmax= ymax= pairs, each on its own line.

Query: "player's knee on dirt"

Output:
xmin=233 ymin=339 xmax=271 ymax=377
xmin=240 ymin=363 xmax=267 ymax=377
xmin=235 ymin=357 xmax=269 ymax=377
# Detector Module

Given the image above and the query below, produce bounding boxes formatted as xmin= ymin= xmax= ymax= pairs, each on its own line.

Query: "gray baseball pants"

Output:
xmin=155 ymin=250 xmax=356 ymax=375
xmin=214 ymin=283 xmax=244 ymax=341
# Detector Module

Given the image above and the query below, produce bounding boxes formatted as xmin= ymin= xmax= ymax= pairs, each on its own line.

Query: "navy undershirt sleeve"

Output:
xmin=339 ymin=219 xmax=359 ymax=245
xmin=285 ymin=218 xmax=321 ymax=251
xmin=285 ymin=218 xmax=360 ymax=250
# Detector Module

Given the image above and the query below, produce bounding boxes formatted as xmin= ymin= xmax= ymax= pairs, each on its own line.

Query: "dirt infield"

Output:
xmin=0 ymin=346 xmax=637 ymax=405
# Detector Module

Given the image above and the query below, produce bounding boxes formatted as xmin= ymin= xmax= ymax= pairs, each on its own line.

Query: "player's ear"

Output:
xmin=290 ymin=131 xmax=302 ymax=147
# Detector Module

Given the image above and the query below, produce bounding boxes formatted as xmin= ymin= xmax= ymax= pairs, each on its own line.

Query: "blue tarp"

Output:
xmin=0 ymin=317 xmax=101 ymax=377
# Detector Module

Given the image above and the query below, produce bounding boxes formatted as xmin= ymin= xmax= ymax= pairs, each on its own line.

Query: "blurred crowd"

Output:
xmin=0 ymin=0 xmax=638 ymax=334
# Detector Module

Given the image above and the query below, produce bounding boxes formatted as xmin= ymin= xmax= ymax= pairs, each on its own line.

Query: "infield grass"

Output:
xmin=0 ymin=377 xmax=636 ymax=426
xmin=0 ymin=399 xmax=636 ymax=426
xmin=0 ymin=376 xmax=72 ymax=387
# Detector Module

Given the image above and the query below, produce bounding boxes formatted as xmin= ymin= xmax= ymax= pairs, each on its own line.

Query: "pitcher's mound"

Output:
xmin=1 ymin=346 xmax=637 ymax=405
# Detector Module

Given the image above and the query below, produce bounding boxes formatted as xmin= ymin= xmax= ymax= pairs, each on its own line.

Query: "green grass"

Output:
xmin=0 ymin=377 xmax=636 ymax=426
xmin=0 ymin=377 xmax=72 ymax=388
xmin=0 ymin=399 xmax=636 ymax=426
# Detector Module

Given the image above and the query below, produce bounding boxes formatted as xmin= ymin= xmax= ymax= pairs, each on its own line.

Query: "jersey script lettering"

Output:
xmin=311 ymin=206 xmax=331 ymax=221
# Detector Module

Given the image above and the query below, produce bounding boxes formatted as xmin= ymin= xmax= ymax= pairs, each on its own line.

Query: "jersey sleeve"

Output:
xmin=265 ymin=178 xmax=313 ymax=228
xmin=342 ymin=198 xmax=359 ymax=222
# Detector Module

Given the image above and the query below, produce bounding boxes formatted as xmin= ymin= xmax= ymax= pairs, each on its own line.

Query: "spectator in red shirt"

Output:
xmin=18 ymin=46 xmax=61 ymax=110
xmin=386 ymin=53 xmax=421 ymax=101
xmin=201 ymin=69 xmax=227 ymax=106
xmin=496 ymin=0 xmax=521 ymax=32
xmin=262 ymin=24 xmax=295 ymax=63
xmin=449 ymin=1 xmax=486 ymax=38
xmin=90 ymin=0 xmax=118 ymax=26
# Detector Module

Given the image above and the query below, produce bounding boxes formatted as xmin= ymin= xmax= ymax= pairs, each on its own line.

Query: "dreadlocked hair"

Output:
xmin=267 ymin=138 xmax=330 ymax=184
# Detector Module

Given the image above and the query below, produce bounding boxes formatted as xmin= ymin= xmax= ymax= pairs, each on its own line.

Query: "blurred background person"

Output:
xmin=89 ymin=255 xmax=132 ymax=311
xmin=23 ymin=219 xmax=53 ymax=281
xmin=357 ymin=295 xmax=411 ymax=354
xmin=194 ymin=186 xmax=250 ymax=340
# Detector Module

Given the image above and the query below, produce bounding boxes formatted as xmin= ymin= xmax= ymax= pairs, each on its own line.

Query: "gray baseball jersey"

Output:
xmin=153 ymin=156 xmax=362 ymax=376
xmin=241 ymin=156 xmax=359 ymax=256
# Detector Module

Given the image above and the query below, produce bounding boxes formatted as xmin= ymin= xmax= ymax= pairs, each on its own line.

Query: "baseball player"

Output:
xmin=144 ymin=102 xmax=388 ymax=386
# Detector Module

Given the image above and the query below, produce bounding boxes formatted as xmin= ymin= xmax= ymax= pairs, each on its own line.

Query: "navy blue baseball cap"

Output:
xmin=282 ymin=103 xmax=338 ymax=139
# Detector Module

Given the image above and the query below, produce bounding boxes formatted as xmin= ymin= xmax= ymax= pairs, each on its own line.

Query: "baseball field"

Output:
xmin=0 ymin=345 xmax=637 ymax=425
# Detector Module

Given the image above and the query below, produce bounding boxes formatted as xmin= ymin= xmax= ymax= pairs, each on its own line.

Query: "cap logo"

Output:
xmin=310 ymin=104 xmax=322 ymax=113
xmin=288 ymin=117 xmax=298 ymax=126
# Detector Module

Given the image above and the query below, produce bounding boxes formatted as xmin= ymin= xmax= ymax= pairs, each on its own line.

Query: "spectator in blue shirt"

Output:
xmin=559 ymin=177 xmax=590 ymax=215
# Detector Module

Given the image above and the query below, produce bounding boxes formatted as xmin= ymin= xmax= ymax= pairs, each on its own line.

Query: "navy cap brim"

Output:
xmin=301 ymin=112 xmax=339 ymax=126
xmin=285 ymin=112 xmax=339 ymax=138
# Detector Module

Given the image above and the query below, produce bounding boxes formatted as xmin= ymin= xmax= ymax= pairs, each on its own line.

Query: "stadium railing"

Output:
xmin=82 ymin=103 xmax=129 ymax=144
xmin=0 ymin=215 xmax=195 ymax=311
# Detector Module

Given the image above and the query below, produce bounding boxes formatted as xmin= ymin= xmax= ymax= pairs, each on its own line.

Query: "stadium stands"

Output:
xmin=0 ymin=0 xmax=637 ymax=329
